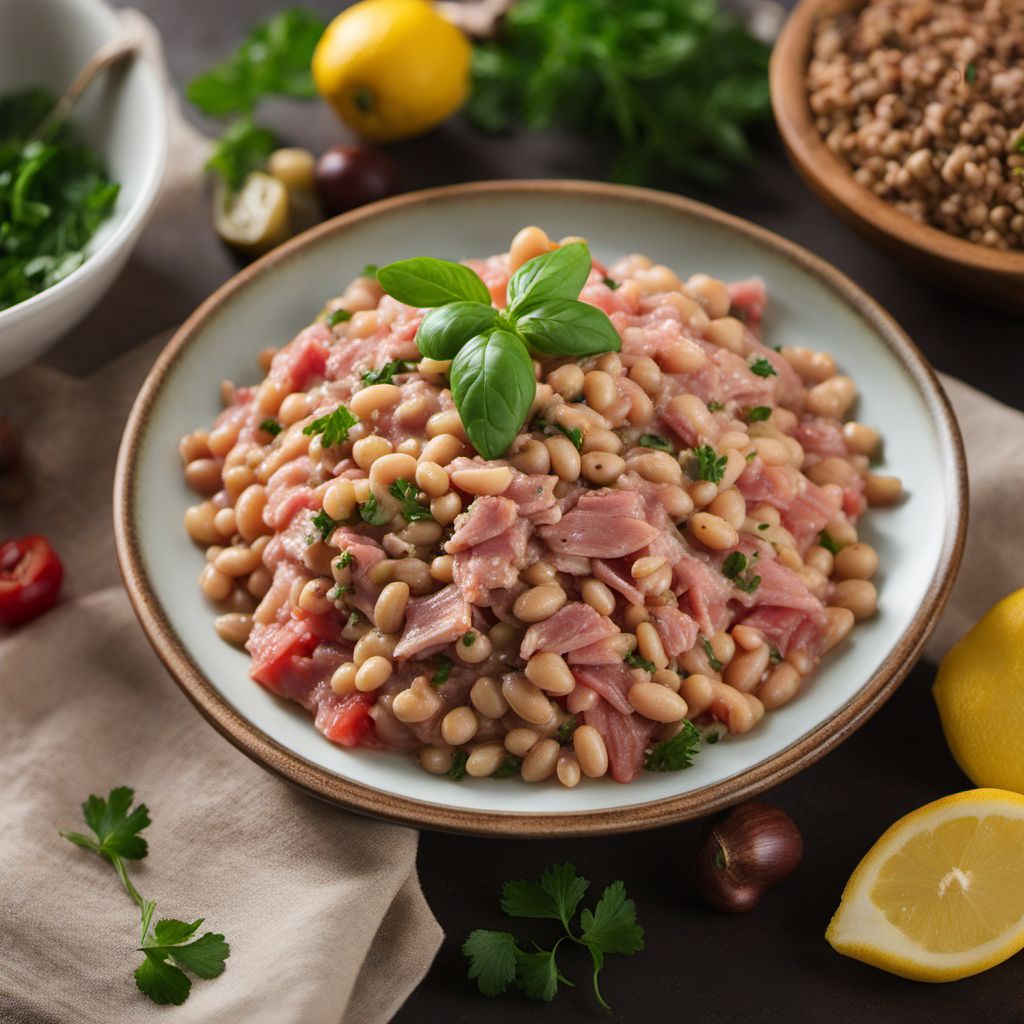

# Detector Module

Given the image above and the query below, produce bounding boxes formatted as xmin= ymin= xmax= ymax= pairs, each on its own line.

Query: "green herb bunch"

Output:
xmin=186 ymin=8 xmax=325 ymax=189
xmin=0 ymin=89 xmax=120 ymax=310
xmin=464 ymin=863 xmax=643 ymax=1009
xmin=60 ymin=787 xmax=229 ymax=1005
xmin=468 ymin=0 xmax=772 ymax=187
xmin=376 ymin=241 xmax=620 ymax=459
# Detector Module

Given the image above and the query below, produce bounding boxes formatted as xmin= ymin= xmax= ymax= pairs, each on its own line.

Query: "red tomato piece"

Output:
xmin=0 ymin=535 xmax=64 ymax=626
xmin=318 ymin=694 xmax=377 ymax=748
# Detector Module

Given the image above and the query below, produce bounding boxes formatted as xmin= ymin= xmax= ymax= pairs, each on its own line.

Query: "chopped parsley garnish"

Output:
xmin=326 ymin=308 xmax=352 ymax=327
xmin=362 ymin=358 xmax=414 ymax=386
xmin=448 ymin=750 xmax=469 ymax=780
xmin=603 ymin=276 xmax=621 ymax=291
xmin=721 ymin=551 xmax=761 ymax=594
xmin=558 ymin=424 xmax=583 ymax=451
xmin=769 ymin=647 xmax=782 ymax=664
xmin=336 ymin=551 xmax=354 ymax=569
xmin=463 ymin=863 xmax=642 ymax=1009
xmin=327 ymin=584 xmax=351 ymax=600
xmin=638 ymin=433 xmax=674 ymax=453
xmin=359 ymin=495 xmax=388 ymax=526
xmin=748 ymin=356 xmax=777 ymax=378
xmin=345 ymin=610 xmax=363 ymax=629
xmin=492 ymin=755 xmax=522 ymax=778
xmin=757 ymin=522 xmax=770 ymax=531
xmin=310 ymin=508 xmax=340 ymax=542
xmin=462 ymin=631 xmax=476 ymax=647
xmin=529 ymin=416 xmax=582 ymax=451
xmin=645 ymin=720 xmax=701 ymax=772
xmin=389 ymin=477 xmax=433 ymax=522
xmin=690 ymin=444 xmax=728 ymax=484
xmin=745 ymin=406 xmax=771 ymax=422
xmin=302 ymin=403 xmax=358 ymax=447
xmin=557 ymin=715 xmax=579 ymax=745
xmin=431 ymin=656 xmax=454 ymax=686
xmin=706 ymin=401 xmax=724 ymax=412
xmin=60 ymin=787 xmax=229 ymax=1006
xmin=702 ymin=636 xmax=724 ymax=673
xmin=625 ymin=651 xmax=657 ymax=673
xmin=965 ymin=62 xmax=977 ymax=84
xmin=258 ymin=418 xmax=282 ymax=436
xmin=818 ymin=529 xmax=844 ymax=555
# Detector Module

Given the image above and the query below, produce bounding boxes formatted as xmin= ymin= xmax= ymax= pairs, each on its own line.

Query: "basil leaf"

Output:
xmin=515 ymin=298 xmax=621 ymax=357
xmin=506 ymin=242 xmax=591 ymax=314
xmin=415 ymin=301 xmax=500 ymax=360
xmin=377 ymin=257 xmax=491 ymax=308
xmin=450 ymin=330 xmax=536 ymax=460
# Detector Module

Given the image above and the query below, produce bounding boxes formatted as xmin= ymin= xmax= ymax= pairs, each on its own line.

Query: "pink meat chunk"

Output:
xmin=582 ymin=697 xmax=658 ymax=783
xmin=593 ymin=559 xmax=643 ymax=605
xmin=538 ymin=488 xmax=660 ymax=558
xmin=520 ymin=602 xmax=618 ymax=659
xmin=332 ymin=528 xmax=387 ymax=620
xmin=648 ymin=606 xmax=699 ymax=658
xmin=727 ymin=276 xmax=767 ymax=328
xmin=567 ymin=636 xmax=629 ymax=665
xmin=452 ymin=520 xmax=530 ymax=605
xmin=572 ymin=663 xmax=643 ymax=715
xmin=393 ymin=584 xmax=472 ymax=660
xmin=445 ymin=496 xmax=518 ymax=553
xmin=673 ymin=551 xmax=733 ymax=636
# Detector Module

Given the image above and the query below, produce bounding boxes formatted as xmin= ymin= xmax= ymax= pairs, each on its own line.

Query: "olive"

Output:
xmin=313 ymin=144 xmax=398 ymax=216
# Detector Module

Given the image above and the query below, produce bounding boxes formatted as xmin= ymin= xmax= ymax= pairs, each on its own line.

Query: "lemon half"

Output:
xmin=826 ymin=788 xmax=1024 ymax=982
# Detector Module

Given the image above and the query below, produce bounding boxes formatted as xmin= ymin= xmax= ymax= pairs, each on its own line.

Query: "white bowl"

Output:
xmin=115 ymin=181 xmax=966 ymax=836
xmin=0 ymin=0 xmax=167 ymax=375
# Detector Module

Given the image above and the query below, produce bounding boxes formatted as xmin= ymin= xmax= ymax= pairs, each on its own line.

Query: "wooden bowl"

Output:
xmin=771 ymin=0 xmax=1024 ymax=311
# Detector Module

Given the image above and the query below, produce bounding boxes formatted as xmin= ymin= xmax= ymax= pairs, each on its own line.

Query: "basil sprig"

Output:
xmin=376 ymin=242 xmax=620 ymax=459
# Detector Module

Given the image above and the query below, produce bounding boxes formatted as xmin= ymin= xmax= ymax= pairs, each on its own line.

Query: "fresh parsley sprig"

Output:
xmin=376 ymin=243 xmax=621 ymax=459
xmin=748 ymin=355 xmax=777 ymax=378
xmin=186 ymin=8 xmax=325 ymax=190
xmin=362 ymin=358 xmax=415 ymax=386
xmin=464 ymin=863 xmax=643 ymax=1010
xmin=389 ymin=477 xmax=433 ymax=522
xmin=303 ymin=403 xmax=358 ymax=448
xmin=690 ymin=444 xmax=728 ymax=484
xmin=638 ymin=433 xmax=674 ymax=453
xmin=60 ymin=787 xmax=229 ymax=1006
xmin=645 ymin=720 xmax=701 ymax=771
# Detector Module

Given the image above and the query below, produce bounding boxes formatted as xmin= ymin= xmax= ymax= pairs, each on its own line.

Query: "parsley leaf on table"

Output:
xmin=186 ymin=8 xmax=324 ymax=116
xmin=60 ymin=788 xmax=229 ymax=1006
xmin=465 ymin=864 xmax=641 ymax=1009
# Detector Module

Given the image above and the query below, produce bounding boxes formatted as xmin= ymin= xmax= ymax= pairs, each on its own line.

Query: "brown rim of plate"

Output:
xmin=113 ymin=179 xmax=968 ymax=838
xmin=770 ymin=0 xmax=1024 ymax=282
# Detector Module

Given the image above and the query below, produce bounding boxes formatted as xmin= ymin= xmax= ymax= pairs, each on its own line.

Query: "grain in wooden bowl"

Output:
xmin=771 ymin=0 xmax=1024 ymax=311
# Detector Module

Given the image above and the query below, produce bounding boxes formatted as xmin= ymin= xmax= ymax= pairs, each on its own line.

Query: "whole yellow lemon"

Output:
xmin=312 ymin=0 xmax=471 ymax=143
xmin=933 ymin=587 xmax=1024 ymax=794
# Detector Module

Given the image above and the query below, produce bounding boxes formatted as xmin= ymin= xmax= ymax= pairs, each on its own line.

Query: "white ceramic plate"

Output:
xmin=115 ymin=181 xmax=966 ymax=836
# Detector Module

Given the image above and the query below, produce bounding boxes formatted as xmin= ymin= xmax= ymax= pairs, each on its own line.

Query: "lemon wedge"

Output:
xmin=826 ymin=789 xmax=1024 ymax=982
xmin=933 ymin=587 xmax=1024 ymax=793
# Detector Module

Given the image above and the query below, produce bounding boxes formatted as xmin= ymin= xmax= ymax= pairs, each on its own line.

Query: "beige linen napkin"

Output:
xmin=0 ymin=10 xmax=441 ymax=1024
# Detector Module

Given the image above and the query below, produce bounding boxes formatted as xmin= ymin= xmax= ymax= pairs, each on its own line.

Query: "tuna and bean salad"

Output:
xmin=179 ymin=226 xmax=902 ymax=786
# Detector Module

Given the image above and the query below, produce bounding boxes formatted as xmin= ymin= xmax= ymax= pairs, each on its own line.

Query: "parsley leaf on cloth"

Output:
xmin=60 ymin=787 xmax=229 ymax=1006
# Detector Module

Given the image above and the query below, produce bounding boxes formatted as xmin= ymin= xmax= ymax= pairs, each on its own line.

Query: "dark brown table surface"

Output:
xmin=94 ymin=2 xmax=1021 ymax=1021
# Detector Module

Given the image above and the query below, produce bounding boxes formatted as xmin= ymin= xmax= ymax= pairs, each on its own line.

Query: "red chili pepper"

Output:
xmin=0 ymin=535 xmax=64 ymax=626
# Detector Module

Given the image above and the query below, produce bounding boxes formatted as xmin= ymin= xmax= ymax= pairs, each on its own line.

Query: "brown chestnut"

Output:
xmin=690 ymin=801 xmax=803 ymax=913
xmin=313 ymin=144 xmax=399 ymax=216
